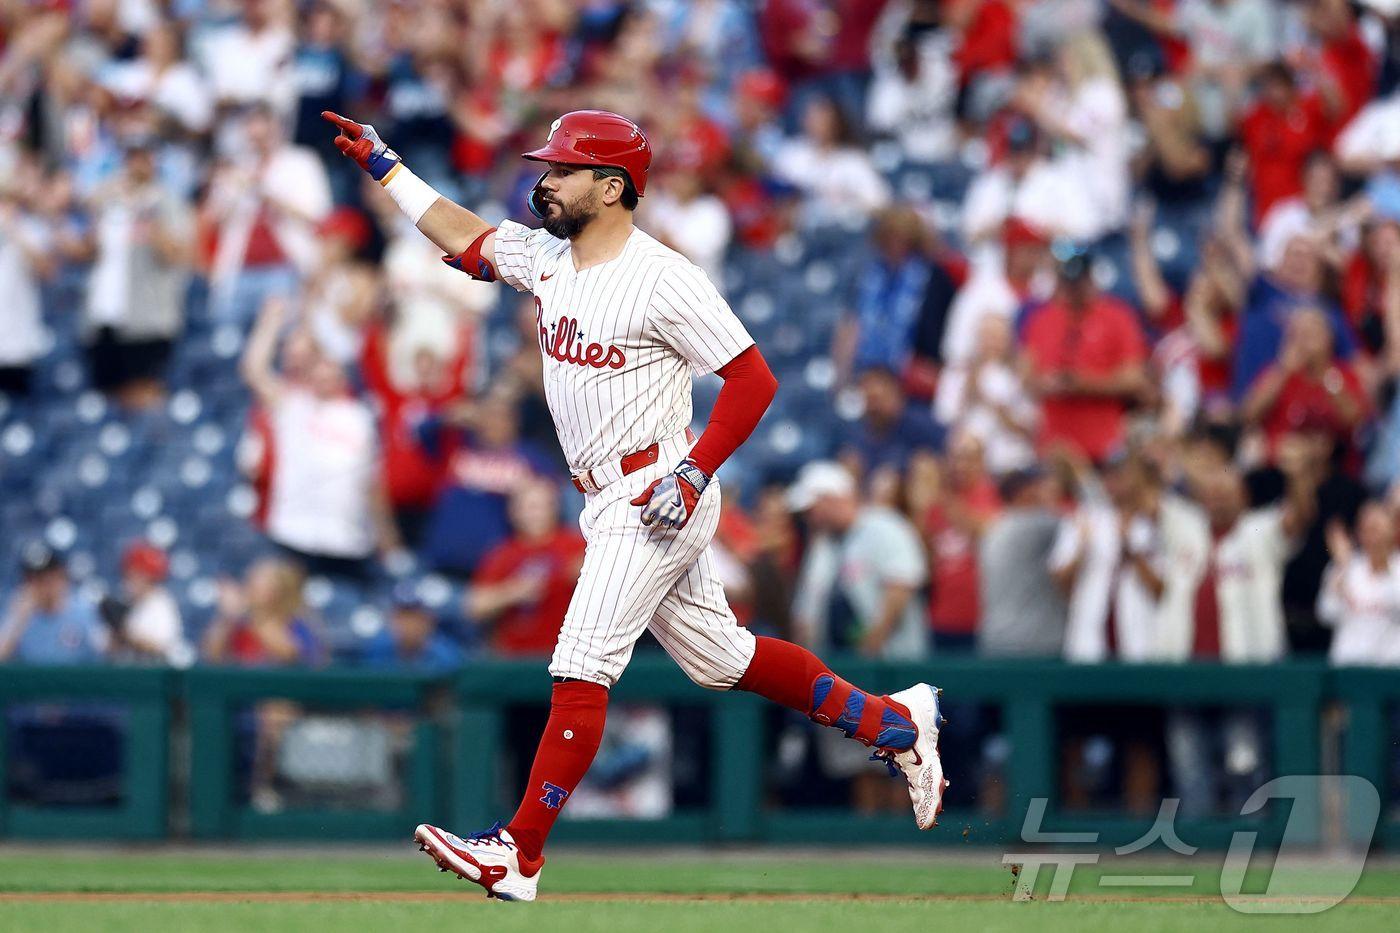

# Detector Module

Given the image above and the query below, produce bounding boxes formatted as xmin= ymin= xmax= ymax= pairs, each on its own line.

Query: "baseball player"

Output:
xmin=323 ymin=108 xmax=947 ymax=902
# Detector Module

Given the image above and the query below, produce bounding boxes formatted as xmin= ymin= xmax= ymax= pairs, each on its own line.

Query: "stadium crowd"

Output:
xmin=3 ymin=0 xmax=1400 ymax=805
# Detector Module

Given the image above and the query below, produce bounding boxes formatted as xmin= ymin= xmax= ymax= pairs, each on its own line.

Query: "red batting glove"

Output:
xmin=321 ymin=111 xmax=401 ymax=181
xmin=630 ymin=461 xmax=709 ymax=529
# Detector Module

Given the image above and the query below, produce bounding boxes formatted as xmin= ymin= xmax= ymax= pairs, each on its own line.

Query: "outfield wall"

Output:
xmin=0 ymin=659 xmax=1393 ymax=849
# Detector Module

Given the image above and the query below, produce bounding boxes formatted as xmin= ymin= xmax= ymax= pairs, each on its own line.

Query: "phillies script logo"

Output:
xmin=535 ymin=297 xmax=626 ymax=370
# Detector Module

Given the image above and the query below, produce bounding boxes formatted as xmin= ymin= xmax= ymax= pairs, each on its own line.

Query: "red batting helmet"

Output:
xmin=522 ymin=111 xmax=652 ymax=197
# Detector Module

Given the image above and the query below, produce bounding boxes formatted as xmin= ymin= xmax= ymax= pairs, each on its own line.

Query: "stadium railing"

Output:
xmin=0 ymin=658 xmax=1385 ymax=848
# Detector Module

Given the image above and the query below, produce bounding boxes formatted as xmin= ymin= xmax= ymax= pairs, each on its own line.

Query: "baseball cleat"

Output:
xmin=413 ymin=821 xmax=544 ymax=902
xmin=872 ymin=684 xmax=948 ymax=830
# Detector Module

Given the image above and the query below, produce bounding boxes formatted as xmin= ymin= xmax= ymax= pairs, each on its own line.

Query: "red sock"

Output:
xmin=734 ymin=636 xmax=916 ymax=749
xmin=506 ymin=680 xmax=608 ymax=862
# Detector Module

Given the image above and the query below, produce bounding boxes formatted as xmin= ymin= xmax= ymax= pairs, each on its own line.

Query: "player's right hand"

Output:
xmin=321 ymin=111 xmax=401 ymax=181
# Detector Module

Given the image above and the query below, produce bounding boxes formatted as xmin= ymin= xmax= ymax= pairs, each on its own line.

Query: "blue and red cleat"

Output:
xmin=871 ymin=683 xmax=949 ymax=829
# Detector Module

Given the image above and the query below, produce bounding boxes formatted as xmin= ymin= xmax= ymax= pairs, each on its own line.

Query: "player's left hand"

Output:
xmin=630 ymin=460 xmax=709 ymax=529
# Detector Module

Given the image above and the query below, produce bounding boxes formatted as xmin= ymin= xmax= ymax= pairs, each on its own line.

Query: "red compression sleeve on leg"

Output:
xmin=506 ymin=680 xmax=608 ymax=862
xmin=685 ymin=345 xmax=778 ymax=477
xmin=735 ymin=636 xmax=917 ymax=750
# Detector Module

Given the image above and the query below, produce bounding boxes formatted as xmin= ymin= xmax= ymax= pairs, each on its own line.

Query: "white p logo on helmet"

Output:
xmin=548 ymin=118 xmax=562 ymax=143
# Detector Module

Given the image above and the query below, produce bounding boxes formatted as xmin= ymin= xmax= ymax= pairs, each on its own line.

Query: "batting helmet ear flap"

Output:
xmin=528 ymin=172 xmax=550 ymax=220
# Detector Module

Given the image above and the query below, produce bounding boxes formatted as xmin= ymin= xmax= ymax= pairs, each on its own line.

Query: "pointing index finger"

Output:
xmin=320 ymin=111 xmax=361 ymax=136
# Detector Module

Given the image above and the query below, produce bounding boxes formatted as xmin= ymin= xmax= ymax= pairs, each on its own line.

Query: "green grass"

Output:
xmin=1 ymin=849 xmax=1397 ymax=932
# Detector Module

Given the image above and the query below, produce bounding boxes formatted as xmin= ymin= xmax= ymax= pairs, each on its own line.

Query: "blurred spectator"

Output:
xmin=1162 ymin=465 xmax=1310 ymax=815
xmin=298 ymin=207 xmax=377 ymax=366
xmin=79 ymin=136 xmax=194 ymax=409
xmin=947 ymin=0 xmax=1021 ymax=123
xmin=1342 ymin=211 xmax=1400 ymax=352
xmin=0 ymin=544 xmax=108 ymax=664
xmin=0 ymin=162 xmax=56 ymax=396
xmin=241 ymin=298 xmax=396 ymax=580
xmin=360 ymin=307 xmax=474 ymax=548
xmin=788 ymin=461 xmax=928 ymax=659
xmin=291 ymin=3 xmax=364 ymax=200
xmin=1114 ymin=0 xmax=1278 ymax=136
xmin=1126 ymin=58 xmax=1212 ymax=210
xmin=977 ymin=466 xmax=1066 ymax=657
xmin=100 ymin=22 xmax=213 ymax=139
xmin=1334 ymin=79 xmax=1400 ymax=177
xmin=1212 ymin=148 xmax=1361 ymax=400
xmin=420 ymin=390 xmax=557 ymax=579
xmin=920 ymin=434 xmax=1001 ymax=652
xmin=961 ymin=116 xmax=1093 ymax=258
xmin=201 ymin=558 xmax=324 ymax=667
xmin=1257 ymin=152 xmax=1357 ymax=276
xmin=934 ymin=314 xmax=1038 ymax=475
xmin=744 ymin=486 xmax=801 ymax=639
xmin=199 ymin=0 xmax=295 ymax=113
xmin=1318 ymin=500 xmax=1400 ymax=665
xmin=361 ymin=583 xmax=466 ymax=673
xmin=468 ymin=478 xmax=585 ymax=656
xmin=1166 ymin=466 xmax=1313 ymax=662
xmin=866 ymin=23 xmax=959 ymax=162
xmin=1017 ymin=31 xmax=1132 ymax=237
xmin=1241 ymin=307 xmax=1368 ymax=457
xmin=1258 ymin=422 xmax=1368 ymax=654
xmin=1239 ymin=62 xmax=1329 ymax=224
xmin=110 ymin=541 xmax=188 ymax=666
xmin=941 ymin=216 xmax=1054 ymax=366
xmin=1020 ymin=247 xmax=1149 ymax=463
xmin=1307 ymin=0 xmax=1377 ymax=132
xmin=644 ymin=162 xmax=733 ymax=286
xmin=1054 ymin=448 xmax=1209 ymax=662
xmin=836 ymin=365 xmax=945 ymax=478
xmin=837 ymin=206 xmax=961 ymax=383
xmin=201 ymin=103 xmax=332 ymax=325
xmin=771 ymin=95 xmax=891 ymax=224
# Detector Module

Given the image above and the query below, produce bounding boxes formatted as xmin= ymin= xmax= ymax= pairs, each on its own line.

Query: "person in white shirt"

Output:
xmin=959 ymin=118 xmax=1094 ymax=266
xmin=1256 ymin=152 xmax=1360 ymax=273
xmin=1162 ymin=467 xmax=1314 ymax=816
xmin=101 ymin=22 xmax=213 ymax=136
xmin=934 ymin=314 xmax=1038 ymax=475
xmin=0 ymin=163 xmax=55 ymax=395
xmin=1015 ymin=32 xmax=1132 ymax=238
xmin=240 ymin=297 xmax=398 ymax=579
xmin=1318 ymin=502 xmax=1400 ymax=666
xmin=940 ymin=217 xmax=1055 ymax=366
xmin=1334 ymin=88 xmax=1400 ymax=177
xmin=866 ymin=28 xmax=958 ymax=163
xmin=116 ymin=541 xmax=191 ymax=667
xmin=198 ymin=0 xmax=295 ymax=115
xmin=643 ymin=164 xmax=733 ymax=288
xmin=202 ymin=104 xmax=333 ymax=324
xmin=771 ymin=96 xmax=891 ymax=225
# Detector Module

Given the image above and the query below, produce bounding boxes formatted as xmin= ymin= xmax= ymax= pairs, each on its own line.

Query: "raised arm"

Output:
xmin=322 ymin=111 xmax=497 ymax=268
xmin=240 ymin=296 xmax=289 ymax=407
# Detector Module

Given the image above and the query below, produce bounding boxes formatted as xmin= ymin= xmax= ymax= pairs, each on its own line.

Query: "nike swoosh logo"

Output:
xmin=540 ymin=271 xmax=554 ymax=281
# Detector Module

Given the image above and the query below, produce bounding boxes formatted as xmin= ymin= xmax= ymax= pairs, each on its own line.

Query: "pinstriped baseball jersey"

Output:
xmin=493 ymin=220 xmax=754 ymax=473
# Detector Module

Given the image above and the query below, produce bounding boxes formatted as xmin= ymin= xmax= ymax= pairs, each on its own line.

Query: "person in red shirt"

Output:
xmin=1020 ymin=248 xmax=1149 ymax=463
xmin=1241 ymin=306 xmax=1368 ymax=458
xmin=467 ymin=477 xmax=586 ymax=656
xmin=923 ymin=431 xmax=1001 ymax=652
xmin=1309 ymin=0 xmax=1376 ymax=134
xmin=1238 ymin=62 xmax=1330 ymax=224
xmin=359 ymin=315 xmax=474 ymax=546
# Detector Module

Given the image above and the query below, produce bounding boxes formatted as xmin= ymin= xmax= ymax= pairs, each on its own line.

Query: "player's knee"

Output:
xmin=678 ymin=656 xmax=748 ymax=691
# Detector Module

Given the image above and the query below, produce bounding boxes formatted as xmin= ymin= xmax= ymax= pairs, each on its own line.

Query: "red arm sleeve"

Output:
xmin=686 ymin=344 xmax=778 ymax=477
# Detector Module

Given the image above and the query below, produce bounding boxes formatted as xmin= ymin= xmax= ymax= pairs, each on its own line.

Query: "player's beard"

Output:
xmin=542 ymin=188 xmax=601 ymax=239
